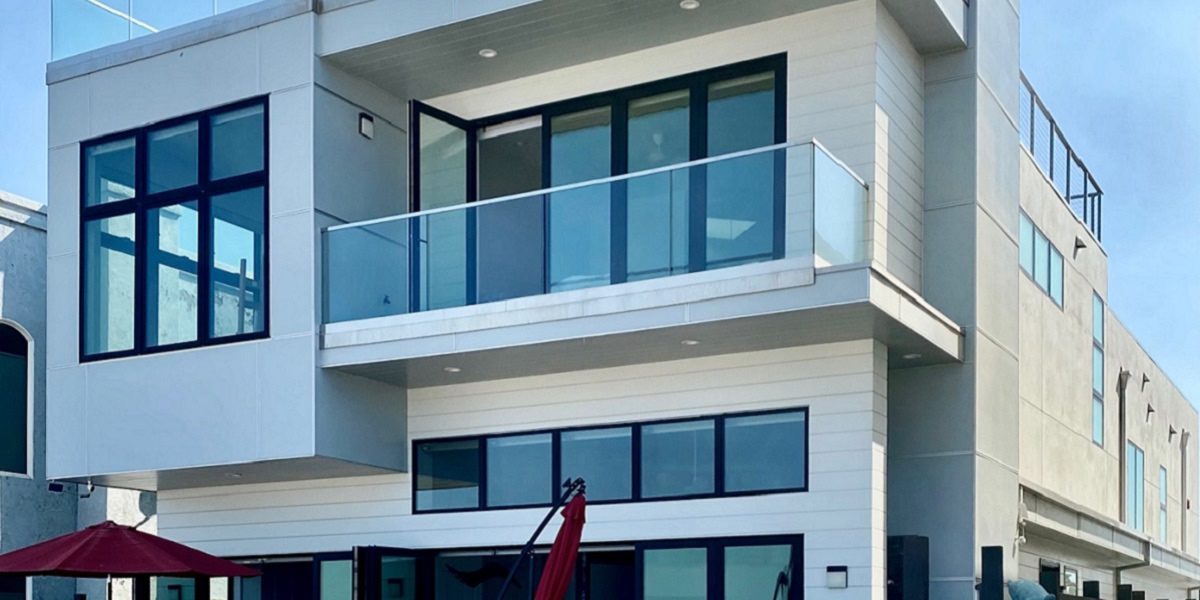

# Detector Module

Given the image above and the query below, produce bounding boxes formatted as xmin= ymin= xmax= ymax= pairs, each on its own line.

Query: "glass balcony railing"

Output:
xmin=51 ymin=0 xmax=264 ymax=60
xmin=323 ymin=141 xmax=869 ymax=324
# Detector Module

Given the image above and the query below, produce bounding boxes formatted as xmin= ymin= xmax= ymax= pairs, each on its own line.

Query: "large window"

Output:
xmin=1092 ymin=293 xmax=1105 ymax=446
xmin=81 ymin=98 xmax=267 ymax=360
xmin=0 ymin=575 xmax=23 ymax=600
xmin=413 ymin=408 xmax=808 ymax=513
xmin=639 ymin=537 xmax=802 ymax=600
xmin=1018 ymin=211 xmax=1064 ymax=307
xmin=0 ymin=323 xmax=29 ymax=476
xmin=1127 ymin=442 xmax=1145 ymax=531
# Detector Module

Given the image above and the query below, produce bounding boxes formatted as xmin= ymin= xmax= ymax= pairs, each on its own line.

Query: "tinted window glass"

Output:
xmin=643 ymin=548 xmax=706 ymax=600
xmin=549 ymin=107 xmax=612 ymax=292
xmin=561 ymin=427 xmax=632 ymax=501
xmin=416 ymin=439 xmax=480 ymax=510
xmin=84 ymin=214 xmax=137 ymax=354
xmin=85 ymin=137 xmax=136 ymax=206
xmin=487 ymin=433 xmax=552 ymax=507
xmin=148 ymin=121 xmax=199 ymax=193
xmin=1033 ymin=229 xmax=1050 ymax=291
xmin=1093 ymin=294 xmax=1104 ymax=342
xmin=211 ymin=104 xmax=265 ymax=180
xmin=1019 ymin=213 xmax=1034 ymax=274
xmin=1093 ymin=346 xmax=1104 ymax=395
xmin=0 ymin=326 xmax=28 ymax=475
xmin=725 ymin=411 xmax=806 ymax=492
xmin=641 ymin=419 xmax=715 ymax=498
xmin=627 ymin=91 xmax=690 ymax=282
xmin=211 ymin=187 xmax=266 ymax=338
xmin=147 ymin=202 xmax=199 ymax=347
xmin=724 ymin=545 xmax=793 ymax=600
xmin=1049 ymin=246 xmax=1063 ymax=306
xmin=1092 ymin=397 xmax=1104 ymax=445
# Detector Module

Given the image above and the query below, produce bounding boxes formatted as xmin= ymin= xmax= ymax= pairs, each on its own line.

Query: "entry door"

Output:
xmin=409 ymin=101 xmax=475 ymax=311
xmin=354 ymin=546 xmax=428 ymax=600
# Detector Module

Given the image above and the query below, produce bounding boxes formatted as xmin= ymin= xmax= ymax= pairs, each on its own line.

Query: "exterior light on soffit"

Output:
xmin=478 ymin=48 xmax=498 ymax=59
xmin=443 ymin=366 xmax=462 ymax=373
xmin=679 ymin=0 xmax=701 ymax=9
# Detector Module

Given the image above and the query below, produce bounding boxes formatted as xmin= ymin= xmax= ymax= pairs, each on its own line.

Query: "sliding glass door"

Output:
xmin=411 ymin=102 xmax=472 ymax=311
xmin=355 ymin=547 xmax=427 ymax=600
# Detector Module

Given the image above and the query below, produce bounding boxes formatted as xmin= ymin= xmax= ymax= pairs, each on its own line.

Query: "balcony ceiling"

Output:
xmin=320 ymin=0 xmax=853 ymax=100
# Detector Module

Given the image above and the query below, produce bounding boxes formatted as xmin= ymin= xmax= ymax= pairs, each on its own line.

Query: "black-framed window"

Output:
xmin=636 ymin=535 xmax=804 ymax=600
xmin=1018 ymin=211 xmax=1064 ymax=307
xmin=0 ymin=323 xmax=28 ymax=476
xmin=412 ymin=407 xmax=808 ymax=513
xmin=80 ymin=97 xmax=268 ymax=361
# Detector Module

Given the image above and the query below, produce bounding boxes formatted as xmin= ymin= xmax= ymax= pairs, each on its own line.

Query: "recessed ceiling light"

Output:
xmin=679 ymin=0 xmax=700 ymax=9
xmin=443 ymin=366 xmax=462 ymax=373
xmin=902 ymin=353 xmax=922 ymax=360
xmin=681 ymin=339 xmax=701 ymax=346
xmin=226 ymin=472 xmax=243 ymax=479
xmin=478 ymin=48 xmax=498 ymax=59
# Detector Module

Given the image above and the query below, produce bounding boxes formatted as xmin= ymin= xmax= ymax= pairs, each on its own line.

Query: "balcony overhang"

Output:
xmin=54 ymin=456 xmax=398 ymax=492
xmin=321 ymin=261 xmax=964 ymax=388
xmin=318 ymin=0 xmax=854 ymax=101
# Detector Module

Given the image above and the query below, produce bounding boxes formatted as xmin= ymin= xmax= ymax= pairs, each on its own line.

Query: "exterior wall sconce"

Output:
xmin=1147 ymin=404 xmax=1156 ymax=422
xmin=1074 ymin=236 xmax=1087 ymax=258
xmin=1170 ymin=425 xmax=1177 ymax=442
xmin=359 ymin=112 xmax=375 ymax=139
xmin=1142 ymin=373 xmax=1151 ymax=390
xmin=826 ymin=565 xmax=848 ymax=589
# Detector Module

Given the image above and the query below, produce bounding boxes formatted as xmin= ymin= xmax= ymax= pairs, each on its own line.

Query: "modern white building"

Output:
xmin=40 ymin=1 xmax=1200 ymax=599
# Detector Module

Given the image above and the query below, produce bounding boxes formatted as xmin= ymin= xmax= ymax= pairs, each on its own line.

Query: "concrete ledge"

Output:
xmin=0 ymin=190 xmax=47 ymax=231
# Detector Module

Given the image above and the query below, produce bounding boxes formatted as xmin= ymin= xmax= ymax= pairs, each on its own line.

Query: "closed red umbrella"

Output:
xmin=0 ymin=521 xmax=258 ymax=578
xmin=533 ymin=494 xmax=587 ymax=600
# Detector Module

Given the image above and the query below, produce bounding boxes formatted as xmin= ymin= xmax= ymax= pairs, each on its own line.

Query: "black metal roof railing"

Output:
xmin=1019 ymin=73 xmax=1104 ymax=242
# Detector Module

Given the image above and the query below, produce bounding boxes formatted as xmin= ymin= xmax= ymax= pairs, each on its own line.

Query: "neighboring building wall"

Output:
xmin=0 ymin=191 xmax=77 ymax=600
xmin=1018 ymin=145 xmax=1200 ymax=556
xmin=158 ymin=340 xmax=889 ymax=599
xmin=76 ymin=488 xmax=158 ymax=600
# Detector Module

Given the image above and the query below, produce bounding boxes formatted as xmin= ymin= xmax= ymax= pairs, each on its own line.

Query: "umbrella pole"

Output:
xmin=495 ymin=478 xmax=585 ymax=600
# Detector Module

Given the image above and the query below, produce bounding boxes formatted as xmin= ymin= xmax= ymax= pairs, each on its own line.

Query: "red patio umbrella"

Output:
xmin=532 ymin=493 xmax=587 ymax=600
xmin=0 ymin=520 xmax=258 ymax=578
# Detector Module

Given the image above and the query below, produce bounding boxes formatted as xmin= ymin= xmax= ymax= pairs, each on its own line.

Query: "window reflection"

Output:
xmin=84 ymin=214 xmax=137 ymax=354
xmin=148 ymin=121 xmax=199 ymax=193
xmin=211 ymin=187 xmax=266 ymax=338
xmin=627 ymin=90 xmax=689 ymax=281
xmin=487 ymin=433 xmax=552 ymax=507
xmin=85 ymin=137 xmax=136 ymax=206
xmin=550 ymin=107 xmax=612 ymax=292
xmin=724 ymin=545 xmax=794 ymax=600
xmin=641 ymin=420 xmax=715 ymax=499
xmin=147 ymin=201 xmax=199 ymax=347
xmin=416 ymin=439 xmax=480 ymax=511
xmin=561 ymin=427 xmax=632 ymax=501
xmin=643 ymin=548 xmax=706 ymax=600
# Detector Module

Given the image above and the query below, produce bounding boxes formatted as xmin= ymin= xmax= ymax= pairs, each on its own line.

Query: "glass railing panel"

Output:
xmin=324 ymin=220 xmax=410 ymax=323
xmin=51 ymin=0 xmax=265 ymax=60
xmin=52 ymin=0 xmax=132 ymax=60
xmin=323 ymin=142 xmax=870 ymax=324
xmin=476 ymin=195 xmax=545 ymax=304
xmin=626 ymin=170 xmax=689 ymax=282
xmin=814 ymin=145 xmax=869 ymax=266
xmin=705 ymin=150 xmax=779 ymax=269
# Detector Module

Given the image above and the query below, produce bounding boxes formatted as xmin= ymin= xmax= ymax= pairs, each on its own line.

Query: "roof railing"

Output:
xmin=1019 ymin=73 xmax=1104 ymax=242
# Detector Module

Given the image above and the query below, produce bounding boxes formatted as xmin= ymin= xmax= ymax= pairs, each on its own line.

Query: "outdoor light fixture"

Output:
xmin=478 ymin=48 xmax=498 ymax=59
xmin=1170 ymin=425 xmax=1178 ymax=442
xmin=826 ymin=566 xmax=848 ymax=589
xmin=443 ymin=366 xmax=462 ymax=373
xmin=358 ymin=113 xmax=375 ymax=139
xmin=1074 ymin=236 xmax=1087 ymax=256
xmin=681 ymin=339 xmax=701 ymax=346
xmin=1142 ymin=373 xmax=1151 ymax=390
xmin=902 ymin=353 xmax=921 ymax=360
xmin=679 ymin=0 xmax=701 ymax=9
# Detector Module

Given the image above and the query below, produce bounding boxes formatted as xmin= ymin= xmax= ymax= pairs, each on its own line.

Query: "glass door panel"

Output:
xmin=723 ymin=545 xmax=794 ymax=600
xmin=549 ymin=107 xmax=612 ymax=292
xmin=412 ymin=102 xmax=472 ymax=311
xmin=642 ymin=548 xmax=707 ymax=600
xmin=355 ymin=546 xmax=426 ymax=600
xmin=705 ymin=72 xmax=778 ymax=268
xmin=627 ymin=90 xmax=690 ymax=281
xmin=317 ymin=556 xmax=352 ymax=600
xmin=476 ymin=117 xmax=545 ymax=303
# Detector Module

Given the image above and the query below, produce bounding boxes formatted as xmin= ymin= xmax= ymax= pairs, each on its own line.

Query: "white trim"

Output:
xmin=0 ymin=319 xmax=34 ymax=480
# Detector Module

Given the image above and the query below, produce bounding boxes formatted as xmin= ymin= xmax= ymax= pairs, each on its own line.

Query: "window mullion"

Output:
xmin=198 ymin=114 xmax=213 ymax=343
xmin=132 ymin=131 xmax=148 ymax=353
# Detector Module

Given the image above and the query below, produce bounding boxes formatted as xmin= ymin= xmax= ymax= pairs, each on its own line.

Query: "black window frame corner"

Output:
xmin=78 ymin=95 xmax=270 ymax=364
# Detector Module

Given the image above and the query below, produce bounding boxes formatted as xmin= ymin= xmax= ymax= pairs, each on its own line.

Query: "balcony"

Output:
xmin=321 ymin=141 xmax=962 ymax=386
xmin=325 ymin=141 xmax=867 ymax=324
xmin=50 ymin=0 xmax=268 ymax=60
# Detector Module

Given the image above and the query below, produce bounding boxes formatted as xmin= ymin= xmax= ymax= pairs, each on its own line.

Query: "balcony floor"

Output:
xmin=322 ymin=260 xmax=963 ymax=388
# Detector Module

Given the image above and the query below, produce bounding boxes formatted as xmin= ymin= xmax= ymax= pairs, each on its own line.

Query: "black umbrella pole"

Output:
xmin=495 ymin=478 xmax=585 ymax=600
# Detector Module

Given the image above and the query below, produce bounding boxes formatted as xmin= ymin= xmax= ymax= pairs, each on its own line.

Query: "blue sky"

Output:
xmin=0 ymin=2 xmax=1196 ymax=401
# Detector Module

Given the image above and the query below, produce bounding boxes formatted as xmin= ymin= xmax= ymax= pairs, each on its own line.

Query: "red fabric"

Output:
xmin=0 ymin=521 xmax=258 ymax=578
xmin=533 ymin=494 xmax=587 ymax=600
